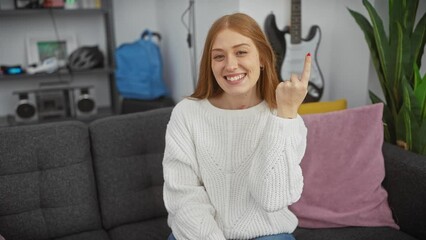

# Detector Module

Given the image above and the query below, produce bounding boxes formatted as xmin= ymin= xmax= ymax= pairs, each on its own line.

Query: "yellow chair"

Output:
xmin=298 ymin=99 xmax=347 ymax=115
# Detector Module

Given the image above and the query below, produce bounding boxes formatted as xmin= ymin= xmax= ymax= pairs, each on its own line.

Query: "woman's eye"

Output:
xmin=236 ymin=50 xmax=247 ymax=56
xmin=213 ymin=55 xmax=225 ymax=61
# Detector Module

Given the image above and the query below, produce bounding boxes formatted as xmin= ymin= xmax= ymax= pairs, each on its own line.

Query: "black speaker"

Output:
xmin=15 ymin=92 xmax=38 ymax=122
xmin=73 ymin=87 xmax=97 ymax=118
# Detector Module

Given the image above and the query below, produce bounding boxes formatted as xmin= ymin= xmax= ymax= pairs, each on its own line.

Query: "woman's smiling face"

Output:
xmin=211 ymin=29 xmax=262 ymax=99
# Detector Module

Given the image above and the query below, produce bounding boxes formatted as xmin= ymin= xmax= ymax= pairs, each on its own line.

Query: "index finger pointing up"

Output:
xmin=301 ymin=53 xmax=312 ymax=85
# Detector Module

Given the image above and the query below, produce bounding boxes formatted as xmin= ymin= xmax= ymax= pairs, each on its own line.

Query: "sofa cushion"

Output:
xmin=54 ymin=230 xmax=110 ymax=240
xmin=108 ymin=217 xmax=170 ymax=240
xmin=0 ymin=121 xmax=106 ymax=240
xmin=289 ymin=103 xmax=398 ymax=229
xmin=89 ymin=108 xmax=172 ymax=230
xmin=294 ymin=226 xmax=417 ymax=240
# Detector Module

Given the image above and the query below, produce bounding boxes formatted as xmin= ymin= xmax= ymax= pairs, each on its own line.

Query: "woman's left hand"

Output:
xmin=275 ymin=53 xmax=311 ymax=118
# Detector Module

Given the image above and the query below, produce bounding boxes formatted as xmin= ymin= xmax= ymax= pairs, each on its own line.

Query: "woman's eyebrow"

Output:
xmin=212 ymin=43 xmax=250 ymax=52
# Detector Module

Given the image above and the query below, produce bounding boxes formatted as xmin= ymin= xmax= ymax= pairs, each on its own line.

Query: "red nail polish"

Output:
xmin=307 ymin=53 xmax=311 ymax=57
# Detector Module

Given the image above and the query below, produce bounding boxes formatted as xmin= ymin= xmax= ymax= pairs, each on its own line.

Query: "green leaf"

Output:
xmin=402 ymin=77 xmax=422 ymax=123
xmin=348 ymin=9 xmax=378 ymax=76
xmin=400 ymin=78 xmax=425 ymax=153
xmin=392 ymin=22 xmax=404 ymax=105
xmin=412 ymin=12 xmax=426 ymax=70
xmin=348 ymin=7 xmax=395 ymax=113
xmin=419 ymin=123 xmax=426 ymax=155
xmin=404 ymin=0 xmax=419 ymax=32
xmin=369 ymin=90 xmax=384 ymax=104
xmin=396 ymin=106 xmax=413 ymax=150
xmin=363 ymin=0 xmax=390 ymax=84
xmin=370 ymin=91 xmax=394 ymax=143
xmin=388 ymin=0 xmax=404 ymax=46
xmin=413 ymin=64 xmax=426 ymax=120
xmin=407 ymin=108 xmax=422 ymax=154
xmin=414 ymin=64 xmax=421 ymax=90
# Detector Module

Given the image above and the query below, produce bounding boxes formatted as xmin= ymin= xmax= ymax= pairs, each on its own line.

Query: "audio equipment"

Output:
xmin=13 ymin=86 xmax=97 ymax=123
xmin=73 ymin=87 xmax=97 ymax=118
xmin=14 ymin=92 xmax=38 ymax=123
xmin=36 ymin=88 xmax=72 ymax=120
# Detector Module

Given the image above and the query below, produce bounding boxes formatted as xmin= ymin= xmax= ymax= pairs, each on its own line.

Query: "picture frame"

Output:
xmin=26 ymin=34 xmax=77 ymax=66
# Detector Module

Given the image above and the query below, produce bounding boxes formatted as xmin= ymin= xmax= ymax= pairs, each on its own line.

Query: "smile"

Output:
xmin=225 ymin=73 xmax=246 ymax=81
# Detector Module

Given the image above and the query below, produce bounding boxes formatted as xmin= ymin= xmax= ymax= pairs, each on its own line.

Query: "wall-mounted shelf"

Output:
xmin=0 ymin=68 xmax=114 ymax=81
xmin=0 ymin=8 xmax=108 ymax=16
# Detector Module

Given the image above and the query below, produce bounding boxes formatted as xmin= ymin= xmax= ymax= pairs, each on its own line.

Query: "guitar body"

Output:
xmin=264 ymin=13 xmax=289 ymax=80
xmin=282 ymin=25 xmax=324 ymax=102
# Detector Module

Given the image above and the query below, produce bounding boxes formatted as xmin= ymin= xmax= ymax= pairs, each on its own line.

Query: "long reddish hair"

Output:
xmin=190 ymin=13 xmax=279 ymax=108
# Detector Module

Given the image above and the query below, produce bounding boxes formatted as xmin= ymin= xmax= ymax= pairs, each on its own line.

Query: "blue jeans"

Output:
xmin=255 ymin=233 xmax=295 ymax=240
xmin=167 ymin=233 xmax=295 ymax=240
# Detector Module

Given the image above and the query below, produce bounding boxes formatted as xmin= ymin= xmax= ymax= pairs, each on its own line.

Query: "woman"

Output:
xmin=163 ymin=12 xmax=311 ymax=240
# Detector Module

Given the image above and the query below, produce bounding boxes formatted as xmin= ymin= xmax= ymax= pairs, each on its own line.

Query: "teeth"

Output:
xmin=226 ymin=74 xmax=245 ymax=81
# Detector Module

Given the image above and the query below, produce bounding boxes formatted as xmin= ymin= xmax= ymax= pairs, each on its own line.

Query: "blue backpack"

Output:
xmin=115 ymin=29 xmax=168 ymax=100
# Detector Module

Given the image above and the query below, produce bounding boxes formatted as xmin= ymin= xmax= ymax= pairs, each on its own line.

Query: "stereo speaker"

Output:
xmin=15 ymin=92 xmax=38 ymax=123
xmin=73 ymin=87 xmax=97 ymax=118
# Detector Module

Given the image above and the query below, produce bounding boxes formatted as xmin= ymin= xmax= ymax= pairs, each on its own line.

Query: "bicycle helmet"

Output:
xmin=68 ymin=46 xmax=104 ymax=71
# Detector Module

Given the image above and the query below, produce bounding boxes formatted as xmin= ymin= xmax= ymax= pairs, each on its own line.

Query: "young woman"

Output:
xmin=163 ymin=12 xmax=311 ymax=240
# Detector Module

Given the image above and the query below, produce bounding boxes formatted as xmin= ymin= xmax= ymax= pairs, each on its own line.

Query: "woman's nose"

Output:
xmin=225 ymin=55 xmax=238 ymax=71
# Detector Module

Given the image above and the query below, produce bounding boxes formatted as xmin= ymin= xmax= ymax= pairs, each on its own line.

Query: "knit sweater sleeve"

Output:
xmin=163 ymin=105 xmax=226 ymax=240
xmin=248 ymin=114 xmax=307 ymax=212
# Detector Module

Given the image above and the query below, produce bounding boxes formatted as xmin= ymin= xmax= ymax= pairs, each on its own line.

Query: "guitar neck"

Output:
xmin=291 ymin=0 xmax=302 ymax=44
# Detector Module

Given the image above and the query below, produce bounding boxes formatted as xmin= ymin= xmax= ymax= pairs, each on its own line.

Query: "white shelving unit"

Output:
xmin=0 ymin=0 xmax=119 ymax=126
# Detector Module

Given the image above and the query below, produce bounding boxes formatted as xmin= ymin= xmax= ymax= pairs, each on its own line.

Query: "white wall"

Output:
xmin=113 ymin=0 xmax=158 ymax=46
xmin=156 ymin=0 xmax=196 ymax=100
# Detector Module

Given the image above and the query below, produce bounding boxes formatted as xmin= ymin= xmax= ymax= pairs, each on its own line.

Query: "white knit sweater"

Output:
xmin=163 ymin=98 xmax=307 ymax=240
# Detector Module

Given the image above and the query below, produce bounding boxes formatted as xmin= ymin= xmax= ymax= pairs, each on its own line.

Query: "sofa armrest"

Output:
xmin=382 ymin=142 xmax=426 ymax=240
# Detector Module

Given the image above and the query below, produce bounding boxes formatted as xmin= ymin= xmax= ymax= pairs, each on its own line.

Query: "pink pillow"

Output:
xmin=289 ymin=103 xmax=399 ymax=229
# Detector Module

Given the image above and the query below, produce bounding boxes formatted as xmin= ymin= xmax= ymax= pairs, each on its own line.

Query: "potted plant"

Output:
xmin=348 ymin=0 xmax=426 ymax=155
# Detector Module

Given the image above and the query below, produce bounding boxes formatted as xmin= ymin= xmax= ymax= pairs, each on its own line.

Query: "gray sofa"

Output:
xmin=0 ymin=107 xmax=425 ymax=240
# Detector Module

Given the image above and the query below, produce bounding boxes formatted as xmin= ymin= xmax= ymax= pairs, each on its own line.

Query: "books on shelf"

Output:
xmin=64 ymin=0 xmax=102 ymax=9
xmin=79 ymin=0 xmax=102 ymax=9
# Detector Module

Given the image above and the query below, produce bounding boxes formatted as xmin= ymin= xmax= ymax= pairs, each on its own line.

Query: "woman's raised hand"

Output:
xmin=275 ymin=53 xmax=311 ymax=119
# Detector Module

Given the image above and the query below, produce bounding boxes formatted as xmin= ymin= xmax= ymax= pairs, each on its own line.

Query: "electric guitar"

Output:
xmin=264 ymin=0 xmax=324 ymax=102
